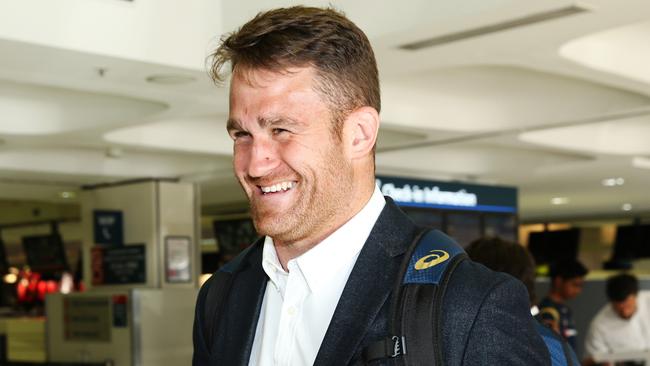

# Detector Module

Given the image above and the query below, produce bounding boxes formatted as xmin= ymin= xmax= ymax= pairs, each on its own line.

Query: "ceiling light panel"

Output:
xmin=519 ymin=115 xmax=650 ymax=155
xmin=560 ymin=20 xmax=650 ymax=84
xmin=401 ymin=5 xmax=588 ymax=50
xmin=0 ymin=80 xmax=166 ymax=135
xmin=632 ymin=156 xmax=650 ymax=170
xmin=551 ymin=197 xmax=569 ymax=205
xmin=601 ymin=177 xmax=624 ymax=187
xmin=376 ymin=143 xmax=582 ymax=177
xmin=0 ymin=147 xmax=225 ymax=177
xmin=380 ymin=65 xmax=650 ymax=132
xmin=104 ymin=118 xmax=232 ymax=155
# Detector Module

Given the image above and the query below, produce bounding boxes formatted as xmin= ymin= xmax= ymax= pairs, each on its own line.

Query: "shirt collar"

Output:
xmin=261 ymin=236 xmax=286 ymax=292
xmin=261 ymin=185 xmax=386 ymax=294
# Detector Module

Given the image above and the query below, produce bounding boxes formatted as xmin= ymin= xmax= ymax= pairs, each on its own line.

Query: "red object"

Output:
xmin=46 ymin=280 xmax=58 ymax=294
xmin=16 ymin=281 xmax=27 ymax=302
xmin=37 ymin=281 xmax=47 ymax=301
xmin=112 ymin=294 xmax=128 ymax=305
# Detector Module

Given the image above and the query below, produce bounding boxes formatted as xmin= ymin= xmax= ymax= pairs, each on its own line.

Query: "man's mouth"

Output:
xmin=259 ymin=181 xmax=296 ymax=194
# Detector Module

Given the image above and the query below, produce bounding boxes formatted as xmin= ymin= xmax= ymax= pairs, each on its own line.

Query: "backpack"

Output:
xmin=201 ymin=229 xmax=577 ymax=365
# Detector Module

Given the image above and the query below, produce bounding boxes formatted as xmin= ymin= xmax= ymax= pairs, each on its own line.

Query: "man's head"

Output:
xmin=211 ymin=7 xmax=381 ymax=246
xmin=606 ymin=273 xmax=639 ymax=320
xmin=466 ymin=237 xmax=537 ymax=306
xmin=210 ymin=6 xmax=380 ymax=137
xmin=549 ymin=259 xmax=588 ymax=301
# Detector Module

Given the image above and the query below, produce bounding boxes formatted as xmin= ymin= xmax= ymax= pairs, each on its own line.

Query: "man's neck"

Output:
xmin=274 ymin=181 xmax=376 ymax=270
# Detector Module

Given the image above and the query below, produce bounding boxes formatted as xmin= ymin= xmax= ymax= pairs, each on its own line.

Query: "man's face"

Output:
xmin=557 ymin=276 xmax=585 ymax=300
xmin=612 ymin=294 xmax=637 ymax=320
xmin=227 ymin=67 xmax=355 ymax=245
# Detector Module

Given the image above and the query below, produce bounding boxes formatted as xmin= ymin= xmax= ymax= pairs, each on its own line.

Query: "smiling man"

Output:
xmin=193 ymin=6 xmax=549 ymax=366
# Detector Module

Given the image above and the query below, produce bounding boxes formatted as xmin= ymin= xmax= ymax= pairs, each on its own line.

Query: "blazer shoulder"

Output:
xmin=441 ymin=260 xmax=550 ymax=366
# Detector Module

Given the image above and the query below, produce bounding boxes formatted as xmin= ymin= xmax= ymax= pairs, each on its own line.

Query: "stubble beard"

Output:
xmin=248 ymin=146 xmax=353 ymax=247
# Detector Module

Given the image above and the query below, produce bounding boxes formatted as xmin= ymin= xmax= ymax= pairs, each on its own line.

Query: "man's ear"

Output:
xmin=344 ymin=106 xmax=380 ymax=159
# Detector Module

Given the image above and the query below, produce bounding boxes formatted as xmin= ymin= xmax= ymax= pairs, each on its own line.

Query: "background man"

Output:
xmin=538 ymin=258 xmax=589 ymax=350
xmin=193 ymin=6 xmax=549 ymax=365
xmin=583 ymin=273 xmax=650 ymax=366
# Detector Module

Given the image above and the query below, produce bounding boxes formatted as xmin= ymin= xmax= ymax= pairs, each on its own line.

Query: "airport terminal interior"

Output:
xmin=0 ymin=0 xmax=650 ymax=364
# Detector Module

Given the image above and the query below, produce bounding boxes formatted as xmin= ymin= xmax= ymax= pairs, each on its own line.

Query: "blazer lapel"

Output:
xmin=216 ymin=242 xmax=268 ymax=366
xmin=314 ymin=199 xmax=418 ymax=366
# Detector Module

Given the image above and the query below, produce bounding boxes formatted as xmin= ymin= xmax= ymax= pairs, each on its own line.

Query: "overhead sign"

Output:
xmin=376 ymin=176 xmax=517 ymax=213
xmin=93 ymin=210 xmax=124 ymax=246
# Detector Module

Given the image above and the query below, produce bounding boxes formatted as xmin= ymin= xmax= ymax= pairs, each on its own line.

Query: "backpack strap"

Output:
xmin=202 ymin=243 xmax=259 ymax=352
xmin=535 ymin=322 xmax=578 ymax=366
xmin=363 ymin=229 xmax=467 ymax=365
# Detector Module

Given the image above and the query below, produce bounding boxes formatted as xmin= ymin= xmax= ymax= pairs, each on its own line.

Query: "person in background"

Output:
xmin=466 ymin=237 xmax=537 ymax=310
xmin=467 ymin=236 xmax=580 ymax=365
xmin=537 ymin=258 xmax=589 ymax=350
xmin=583 ymin=273 xmax=650 ymax=366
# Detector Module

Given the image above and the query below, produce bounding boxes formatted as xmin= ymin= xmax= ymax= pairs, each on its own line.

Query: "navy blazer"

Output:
xmin=194 ymin=198 xmax=550 ymax=365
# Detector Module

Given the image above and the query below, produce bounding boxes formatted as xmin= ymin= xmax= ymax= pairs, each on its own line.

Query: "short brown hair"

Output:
xmin=209 ymin=6 xmax=380 ymax=130
xmin=467 ymin=237 xmax=537 ymax=306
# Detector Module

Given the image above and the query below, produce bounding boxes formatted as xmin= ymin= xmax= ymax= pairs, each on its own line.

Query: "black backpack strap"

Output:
xmin=201 ymin=243 xmax=259 ymax=352
xmin=363 ymin=229 xmax=467 ymax=365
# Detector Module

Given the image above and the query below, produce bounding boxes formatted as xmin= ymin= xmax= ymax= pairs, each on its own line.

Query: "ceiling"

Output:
xmin=0 ymin=0 xmax=649 ymax=222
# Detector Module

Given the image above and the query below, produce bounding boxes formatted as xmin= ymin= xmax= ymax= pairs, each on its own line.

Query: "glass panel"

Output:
xmin=445 ymin=213 xmax=481 ymax=248
xmin=484 ymin=214 xmax=517 ymax=242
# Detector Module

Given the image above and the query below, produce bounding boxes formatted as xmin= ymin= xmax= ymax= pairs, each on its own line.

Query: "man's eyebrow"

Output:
xmin=226 ymin=118 xmax=241 ymax=132
xmin=258 ymin=116 xmax=303 ymax=128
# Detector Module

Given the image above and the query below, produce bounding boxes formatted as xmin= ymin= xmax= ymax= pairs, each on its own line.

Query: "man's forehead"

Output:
xmin=230 ymin=65 xmax=316 ymax=89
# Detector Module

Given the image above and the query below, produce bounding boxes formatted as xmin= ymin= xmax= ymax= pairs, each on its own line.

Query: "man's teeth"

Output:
xmin=261 ymin=181 xmax=294 ymax=193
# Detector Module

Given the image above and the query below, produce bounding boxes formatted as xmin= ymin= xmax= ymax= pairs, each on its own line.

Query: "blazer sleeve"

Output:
xmin=192 ymin=277 xmax=212 ymax=366
xmin=462 ymin=275 xmax=550 ymax=365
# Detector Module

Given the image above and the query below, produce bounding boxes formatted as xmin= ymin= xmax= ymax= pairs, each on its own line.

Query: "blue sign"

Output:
xmin=93 ymin=210 xmax=124 ymax=246
xmin=376 ymin=176 xmax=517 ymax=213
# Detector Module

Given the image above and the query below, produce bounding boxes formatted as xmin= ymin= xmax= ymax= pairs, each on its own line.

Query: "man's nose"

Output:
xmin=246 ymin=137 xmax=279 ymax=178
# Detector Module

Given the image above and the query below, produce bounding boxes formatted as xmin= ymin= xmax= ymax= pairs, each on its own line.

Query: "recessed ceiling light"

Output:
xmin=59 ymin=191 xmax=76 ymax=199
xmin=622 ymin=203 xmax=632 ymax=211
xmin=551 ymin=197 xmax=569 ymax=205
xmin=106 ymin=146 xmax=124 ymax=159
xmin=602 ymin=177 xmax=625 ymax=186
xmin=145 ymin=74 xmax=195 ymax=85
xmin=633 ymin=156 xmax=650 ymax=169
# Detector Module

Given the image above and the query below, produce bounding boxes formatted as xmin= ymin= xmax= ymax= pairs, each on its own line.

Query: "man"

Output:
xmin=583 ymin=274 xmax=650 ymax=366
xmin=537 ymin=258 xmax=588 ymax=350
xmin=466 ymin=237 xmax=538 ymax=308
xmin=193 ymin=6 xmax=549 ymax=365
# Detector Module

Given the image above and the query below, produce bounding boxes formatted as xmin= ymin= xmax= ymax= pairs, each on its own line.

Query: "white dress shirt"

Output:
xmin=247 ymin=186 xmax=386 ymax=366
xmin=585 ymin=291 xmax=650 ymax=357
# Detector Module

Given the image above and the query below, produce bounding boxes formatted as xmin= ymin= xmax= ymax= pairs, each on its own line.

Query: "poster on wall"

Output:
xmin=165 ymin=236 xmax=191 ymax=283
xmin=93 ymin=210 xmax=124 ymax=246
xmin=91 ymin=244 xmax=146 ymax=285
xmin=63 ymin=297 xmax=111 ymax=342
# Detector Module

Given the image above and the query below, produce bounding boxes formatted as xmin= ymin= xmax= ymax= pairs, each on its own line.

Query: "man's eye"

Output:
xmin=272 ymin=128 xmax=289 ymax=135
xmin=232 ymin=131 xmax=250 ymax=139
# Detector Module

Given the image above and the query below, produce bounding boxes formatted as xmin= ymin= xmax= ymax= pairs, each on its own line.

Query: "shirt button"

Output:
xmin=287 ymin=307 xmax=296 ymax=315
